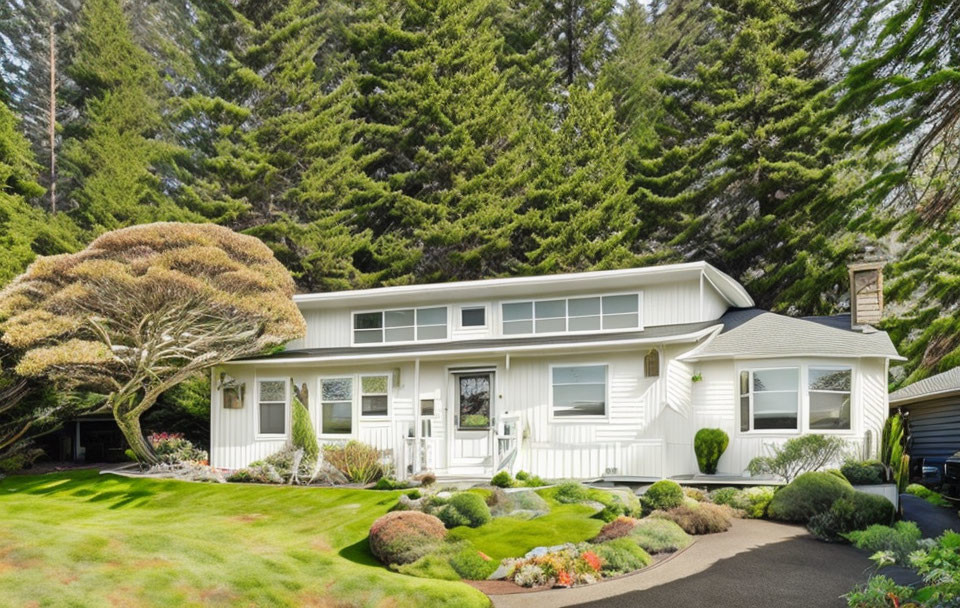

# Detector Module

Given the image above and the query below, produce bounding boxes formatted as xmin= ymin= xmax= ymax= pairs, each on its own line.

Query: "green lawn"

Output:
xmin=0 ymin=470 xmax=489 ymax=607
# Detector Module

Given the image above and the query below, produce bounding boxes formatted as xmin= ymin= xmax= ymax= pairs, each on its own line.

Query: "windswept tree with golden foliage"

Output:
xmin=0 ymin=223 xmax=306 ymax=463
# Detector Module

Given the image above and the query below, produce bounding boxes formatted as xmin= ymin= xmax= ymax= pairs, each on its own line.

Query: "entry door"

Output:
xmin=449 ymin=371 xmax=495 ymax=470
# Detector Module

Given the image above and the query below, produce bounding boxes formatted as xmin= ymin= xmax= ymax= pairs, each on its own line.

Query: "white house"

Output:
xmin=210 ymin=261 xmax=903 ymax=480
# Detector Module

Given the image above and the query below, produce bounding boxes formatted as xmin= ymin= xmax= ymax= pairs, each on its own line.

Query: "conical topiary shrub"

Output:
xmin=694 ymin=428 xmax=729 ymax=474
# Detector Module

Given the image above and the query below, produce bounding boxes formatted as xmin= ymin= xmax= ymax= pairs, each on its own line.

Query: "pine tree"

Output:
xmin=60 ymin=0 xmax=201 ymax=230
xmin=525 ymin=0 xmax=618 ymax=87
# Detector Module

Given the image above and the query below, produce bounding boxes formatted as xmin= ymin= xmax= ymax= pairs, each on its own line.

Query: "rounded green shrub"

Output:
xmin=694 ymin=428 xmax=729 ymax=474
xmin=840 ymin=460 xmax=885 ymax=485
xmin=515 ymin=471 xmax=547 ymax=487
xmin=642 ymin=480 xmax=684 ymax=512
xmin=369 ymin=511 xmax=446 ymax=565
xmin=438 ymin=492 xmax=492 ymax=528
xmin=594 ymin=538 xmax=652 ymax=575
xmin=490 ymin=471 xmax=515 ymax=488
xmin=767 ymin=471 xmax=854 ymax=523
xmin=553 ymin=481 xmax=591 ymax=504
xmin=807 ymin=492 xmax=895 ymax=541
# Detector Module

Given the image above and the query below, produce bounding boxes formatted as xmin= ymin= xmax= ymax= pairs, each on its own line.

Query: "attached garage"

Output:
xmin=889 ymin=367 xmax=960 ymax=484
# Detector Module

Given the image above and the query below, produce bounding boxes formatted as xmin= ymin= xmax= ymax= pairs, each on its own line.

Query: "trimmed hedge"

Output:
xmin=369 ymin=511 xmax=446 ymax=565
xmin=694 ymin=428 xmax=729 ymax=474
xmin=642 ymin=480 xmax=684 ymax=512
xmin=767 ymin=471 xmax=853 ymax=523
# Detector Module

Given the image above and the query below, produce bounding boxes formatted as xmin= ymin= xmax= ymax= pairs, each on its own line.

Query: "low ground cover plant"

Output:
xmin=593 ymin=538 xmax=652 ymax=575
xmin=651 ymin=501 xmax=735 ymax=535
xmin=487 ymin=488 xmax=550 ymax=519
xmin=642 ymin=480 xmax=684 ymax=513
xmin=767 ymin=471 xmax=854 ymax=522
xmin=906 ymin=483 xmax=952 ymax=507
xmin=547 ymin=482 xmax=640 ymax=521
xmin=369 ymin=511 xmax=447 ymax=566
xmin=503 ymin=543 xmax=604 ymax=587
xmin=629 ymin=517 xmax=692 ymax=553
xmin=694 ymin=428 xmax=729 ymax=474
xmin=515 ymin=470 xmax=547 ymax=487
xmin=844 ymin=521 xmax=922 ymax=565
xmin=708 ymin=486 xmax=775 ymax=518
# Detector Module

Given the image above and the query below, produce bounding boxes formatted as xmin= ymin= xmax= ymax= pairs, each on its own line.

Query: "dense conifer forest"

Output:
xmin=1 ymin=0 xmax=958 ymax=386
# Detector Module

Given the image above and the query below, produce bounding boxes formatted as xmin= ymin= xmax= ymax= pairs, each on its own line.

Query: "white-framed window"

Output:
xmin=459 ymin=305 xmax=486 ymax=328
xmin=320 ymin=377 xmax=353 ymax=435
xmin=551 ymin=364 xmax=608 ymax=419
xmin=808 ymin=367 xmax=852 ymax=430
xmin=502 ymin=293 xmax=641 ymax=336
xmin=353 ymin=307 xmax=448 ymax=344
xmin=739 ymin=368 xmax=800 ymax=432
xmin=257 ymin=378 xmax=287 ymax=436
xmin=360 ymin=374 xmax=390 ymax=417
xmin=644 ymin=349 xmax=660 ymax=377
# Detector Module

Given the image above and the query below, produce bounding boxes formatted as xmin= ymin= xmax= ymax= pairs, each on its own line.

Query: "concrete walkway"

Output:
xmin=900 ymin=494 xmax=959 ymax=537
xmin=490 ymin=519 xmax=915 ymax=608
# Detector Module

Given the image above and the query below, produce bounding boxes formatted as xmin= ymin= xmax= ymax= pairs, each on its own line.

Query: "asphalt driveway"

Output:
xmin=490 ymin=519 xmax=918 ymax=608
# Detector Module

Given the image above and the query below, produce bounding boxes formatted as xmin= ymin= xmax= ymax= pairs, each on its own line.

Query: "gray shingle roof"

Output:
xmin=679 ymin=308 xmax=902 ymax=361
xmin=889 ymin=367 xmax=960 ymax=404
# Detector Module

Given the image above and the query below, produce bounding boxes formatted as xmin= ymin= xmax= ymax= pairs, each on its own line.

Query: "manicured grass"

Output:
xmin=0 ymin=470 xmax=488 ymax=607
xmin=447 ymin=502 xmax=604 ymax=562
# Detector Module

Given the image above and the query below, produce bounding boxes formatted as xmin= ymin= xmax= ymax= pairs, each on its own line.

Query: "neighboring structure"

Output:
xmin=889 ymin=367 xmax=960 ymax=482
xmin=210 ymin=262 xmax=903 ymax=480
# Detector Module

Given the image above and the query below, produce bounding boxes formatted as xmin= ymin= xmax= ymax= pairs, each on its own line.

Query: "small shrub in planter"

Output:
xmin=593 ymin=538 xmax=652 ymax=575
xmin=651 ymin=502 xmax=734 ymax=535
xmin=591 ymin=516 xmax=639 ymax=543
xmin=642 ymin=480 xmax=684 ymax=512
xmin=629 ymin=518 xmax=692 ymax=553
xmin=844 ymin=521 xmax=922 ymax=564
xmin=694 ymin=428 xmax=729 ymax=474
xmin=369 ymin=511 xmax=446 ymax=565
xmin=767 ymin=471 xmax=854 ymax=523
xmin=840 ymin=460 xmax=885 ymax=485
xmin=322 ymin=441 xmax=384 ymax=484
xmin=438 ymin=492 xmax=492 ymax=528
xmin=490 ymin=471 xmax=515 ymax=488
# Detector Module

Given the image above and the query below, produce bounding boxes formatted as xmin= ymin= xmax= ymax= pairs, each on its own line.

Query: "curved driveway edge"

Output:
xmin=489 ymin=518 xmax=913 ymax=608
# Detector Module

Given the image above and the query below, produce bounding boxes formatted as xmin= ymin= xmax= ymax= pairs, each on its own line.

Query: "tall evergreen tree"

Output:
xmin=526 ymin=0 xmax=617 ymax=87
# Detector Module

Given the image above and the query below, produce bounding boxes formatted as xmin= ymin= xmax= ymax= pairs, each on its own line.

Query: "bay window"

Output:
xmin=739 ymin=365 xmax=854 ymax=433
xmin=808 ymin=368 xmax=852 ymax=430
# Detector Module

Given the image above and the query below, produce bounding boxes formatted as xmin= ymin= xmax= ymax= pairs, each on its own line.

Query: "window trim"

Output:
xmin=318 ymin=375 xmax=356 ymax=438
xmin=548 ymin=362 xmax=611 ymax=422
xmin=359 ymin=373 xmax=392 ymax=419
xmin=457 ymin=304 xmax=488 ymax=330
xmin=736 ymin=361 xmax=858 ymax=436
xmin=351 ymin=305 xmax=451 ymax=346
xmin=500 ymin=292 xmax=643 ymax=338
xmin=807 ymin=365 xmax=853 ymax=433
xmin=255 ymin=377 xmax=288 ymax=439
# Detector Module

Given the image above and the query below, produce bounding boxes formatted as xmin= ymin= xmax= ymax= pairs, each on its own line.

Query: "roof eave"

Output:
xmin=889 ymin=387 xmax=960 ymax=407
xmin=679 ymin=352 xmax=906 ymax=362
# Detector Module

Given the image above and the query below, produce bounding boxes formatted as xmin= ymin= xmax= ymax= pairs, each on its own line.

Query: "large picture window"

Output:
xmin=502 ymin=294 xmax=640 ymax=336
xmin=809 ymin=368 xmax=852 ymax=430
xmin=353 ymin=307 xmax=448 ymax=344
xmin=321 ymin=377 xmax=353 ymax=435
xmin=551 ymin=365 xmax=607 ymax=418
xmin=739 ymin=368 xmax=799 ymax=431
xmin=258 ymin=379 xmax=286 ymax=435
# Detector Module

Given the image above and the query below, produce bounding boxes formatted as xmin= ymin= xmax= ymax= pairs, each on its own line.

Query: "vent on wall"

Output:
xmin=848 ymin=262 xmax=884 ymax=328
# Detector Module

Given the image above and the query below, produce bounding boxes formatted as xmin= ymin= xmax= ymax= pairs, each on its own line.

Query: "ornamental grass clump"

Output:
xmin=322 ymin=440 xmax=384 ymax=484
xmin=0 ymin=223 xmax=305 ymax=464
xmin=368 ymin=511 xmax=447 ymax=566
xmin=651 ymin=502 xmax=735 ymax=535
